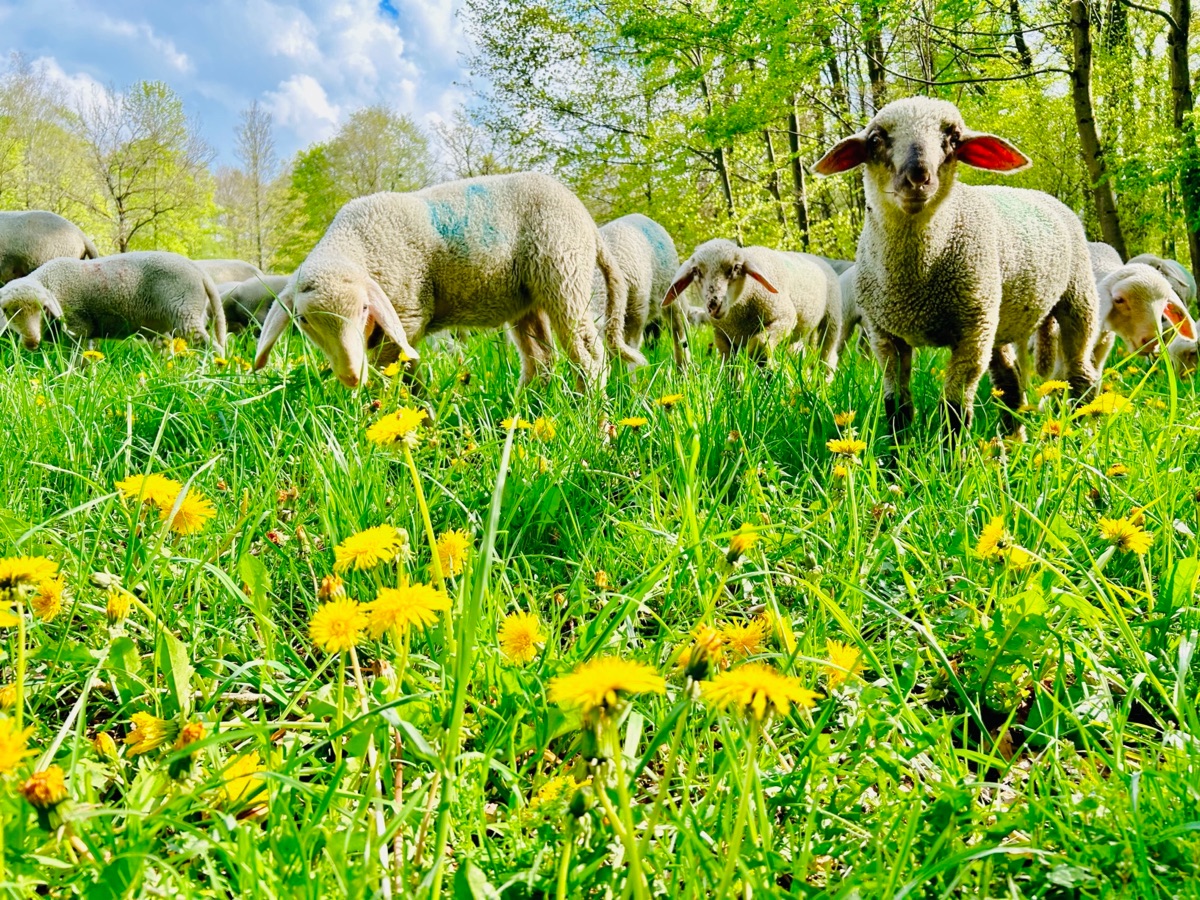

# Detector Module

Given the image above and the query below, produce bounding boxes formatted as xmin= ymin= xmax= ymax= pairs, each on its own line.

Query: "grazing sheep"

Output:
xmin=817 ymin=256 xmax=855 ymax=276
xmin=254 ymin=172 xmax=644 ymax=389
xmin=0 ymin=211 xmax=99 ymax=285
xmin=591 ymin=213 xmax=689 ymax=368
xmin=220 ymin=274 xmax=292 ymax=334
xmin=814 ymin=97 xmax=1100 ymax=435
xmin=0 ymin=251 xmax=226 ymax=353
xmin=662 ymin=239 xmax=842 ymax=377
xmin=1165 ymin=302 xmax=1199 ymax=375
xmin=1128 ymin=253 xmax=1196 ymax=308
xmin=193 ymin=259 xmax=264 ymax=285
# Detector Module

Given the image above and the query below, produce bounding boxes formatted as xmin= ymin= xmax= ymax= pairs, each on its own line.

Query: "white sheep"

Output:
xmin=1165 ymin=303 xmax=1198 ymax=375
xmin=0 ymin=211 xmax=99 ymax=285
xmin=591 ymin=213 xmax=689 ymax=367
xmin=254 ymin=172 xmax=644 ymax=389
xmin=662 ymin=239 xmax=843 ymax=377
xmin=194 ymin=259 xmax=265 ymax=285
xmin=837 ymin=264 xmax=866 ymax=353
xmin=0 ymin=251 xmax=226 ymax=353
xmin=1127 ymin=253 xmax=1196 ymax=309
xmin=817 ymin=256 xmax=855 ymax=276
xmin=220 ymin=274 xmax=292 ymax=334
xmin=814 ymin=96 xmax=1100 ymax=435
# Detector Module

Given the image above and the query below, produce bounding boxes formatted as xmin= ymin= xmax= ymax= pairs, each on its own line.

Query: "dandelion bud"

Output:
xmin=593 ymin=570 xmax=609 ymax=591
xmin=93 ymin=731 xmax=119 ymax=761
xmin=106 ymin=587 xmax=133 ymax=625
xmin=0 ymin=683 xmax=15 ymax=709
xmin=21 ymin=766 xmax=67 ymax=810
xmin=174 ymin=722 xmax=206 ymax=752
xmin=318 ymin=575 xmax=345 ymax=602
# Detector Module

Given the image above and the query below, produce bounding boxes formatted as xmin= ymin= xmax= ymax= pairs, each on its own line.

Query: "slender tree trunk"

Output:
xmin=861 ymin=2 xmax=888 ymax=111
xmin=1009 ymin=0 xmax=1033 ymax=72
xmin=1166 ymin=0 xmax=1200 ymax=277
xmin=1069 ymin=0 xmax=1127 ymax=258
xmin=787 ymin=100 xmax=811 ymax=249
xmin=762 ymin=128 xmax=787 ymax=229
xmin=697 ymin=69 xmax=738 ymax=238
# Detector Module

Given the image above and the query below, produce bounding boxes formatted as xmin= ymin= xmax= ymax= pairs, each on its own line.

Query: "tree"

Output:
xmin=325 ymin=106 xmax=435 ymax=198
xmin=432 ymin=109 xmax=512 ymax=179
xmin=234 ymin=101 xmax=278 ymax=270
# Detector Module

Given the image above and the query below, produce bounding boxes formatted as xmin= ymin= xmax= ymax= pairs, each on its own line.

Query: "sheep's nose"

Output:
xmin=904 ymin=165 xmax=933 ymax=188
xmin=340 ymin=372 xmax=361 ymax=388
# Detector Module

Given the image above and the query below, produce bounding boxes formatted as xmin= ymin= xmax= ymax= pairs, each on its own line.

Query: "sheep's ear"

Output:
xmin=663 ymin=263 xmax=696 ymax=307
xmin=364 ymin=278 xmax=419 ymax=361
xmin=254 ymin=283 xmax=295 ymax=370
xmin=742 ymin=259 xmax=779 ymax=294
xmin=813 ymin=134 xmax=868 ymax=176
xmin=956 ymin=131 xmax=1031 ymax=173
xmin=1164 ymin=299 xmax=1196 ymax=341
xmin=42 ymin=291 xmax=63 ymax=319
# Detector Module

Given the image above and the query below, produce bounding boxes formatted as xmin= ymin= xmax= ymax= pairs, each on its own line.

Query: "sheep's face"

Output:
xmin=663 ymin=240 xmax=778 ymax=319
xmin=0 ymin=279 xmax=58 ymax=350
xmin=814 ymin=98 xmax=1031 ymax=216
xmin=290 ymin=268 xmax=374 ymax=388
xmin=1170 ymin=338 xmax=1199 ymax=376
xmin=1101 ymin=266 xmax=1176 ymax=356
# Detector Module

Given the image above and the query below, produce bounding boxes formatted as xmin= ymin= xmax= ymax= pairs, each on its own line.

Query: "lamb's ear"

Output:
xmin=254 ymin=283 xmax=295 ymax=370
xmin=663 ymin=262 xmax=696 ymax=307
xmin=742 ymin=259 xmax=779 ymax=294
xmin=956 ymin=131 xmax=1031 ymax=173
xmin=41 ymin=291 xmax=63 ymax=319
xmin=813 ymin=133 xmax=868 ymax=176
xmin=363 ymin=278 xmax=419 ymax=361
xmin=1164 ymin=298 xmax=1196 ymax=341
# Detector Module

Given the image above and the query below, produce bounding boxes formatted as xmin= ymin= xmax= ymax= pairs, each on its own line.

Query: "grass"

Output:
xmin=0 ymin=324 xmax=1197 ymax=899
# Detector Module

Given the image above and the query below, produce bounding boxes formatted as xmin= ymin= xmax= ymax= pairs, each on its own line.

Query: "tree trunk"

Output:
xmin=762 ymin=128 xmax=787 ymax=229
xmin=861 ymin=2 xmax=888 ymax=112
xmin=1009 ymin=0 xmax=1033 ymax=72
xmin=1069 ymin=0 xmax=1127 ymax=258
xmin=698 ymin=70 xmax=738 ymax=238
xmin=1167 ymin=0 xmax=1200 ymax=278
xmin=787 ymin=99 xmax=811 ymax=249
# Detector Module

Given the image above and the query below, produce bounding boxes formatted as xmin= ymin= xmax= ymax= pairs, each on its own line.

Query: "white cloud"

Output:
xmin=95 ymin=15 xmax=192 ymax=74
xmin=33 ymin=56 xmax=107 ymax=110
xmin=263 ymin=74 xmax=341 ymax=144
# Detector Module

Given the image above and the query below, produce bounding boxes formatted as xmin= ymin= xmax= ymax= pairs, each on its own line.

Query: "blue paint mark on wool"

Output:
xmin=639 ymin=220 xmax=674 ymax=270
xmin=427 ymin=184 xmax=499 ymax=253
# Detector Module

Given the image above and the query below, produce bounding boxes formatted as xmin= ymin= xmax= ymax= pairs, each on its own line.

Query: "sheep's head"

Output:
xmin=1163 ymin=294 xmax=1198 ymax=375
xmin=662 ymin=239 xmax=777 ymax=321
xmin=1100 ymin=264 xmax=1180 ymax=356
xmin=253 ymin=261 xmax=418 ymax=388
xmin=813 ymin=98 xmax=1031 ymax=216
xmin=0 ymin=277 xmax=62 ymax=350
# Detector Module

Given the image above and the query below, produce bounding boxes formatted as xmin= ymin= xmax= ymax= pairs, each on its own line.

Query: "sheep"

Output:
xmin=193 ymin=259 xmax=265 ymax=285
xmin=662 ymin=239 xmax=843 ymax=377
xmin=220 ymin=274 xmax=292 ymax=334
xmin=1165 ymin=302 xmax=1199 ymax=375
xmin=1127 ymin=253 xmax=1196 ymax=309
xmin=254 ymin=172 xmax=645 ymax=389
xmin=837 ymin=264 xmax=866 ymax=353
xmin=0 ymin=211 xmax=99 ymax=285
xmin=591 ymin=213 xmax=689 ymax=367
xmin=0 ymin=251 xmax=226 ymax=353
xmin=817 ymin=256 xmax=855 ymax=276
xmin=814 ymin=96 xmax=1100 ymax=436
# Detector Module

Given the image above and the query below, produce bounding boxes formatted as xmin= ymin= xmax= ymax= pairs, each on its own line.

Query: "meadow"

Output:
xmin=0 ymin=323 xmax=1197 ymax=899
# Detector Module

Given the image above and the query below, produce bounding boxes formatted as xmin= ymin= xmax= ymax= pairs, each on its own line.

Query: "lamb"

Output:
xmin=814 ymin=96 xmax=1100 ymax=435
xmin=817 ymin=256 xmax=855 ymax=276
xmin=0 ymin=211 xmax=99 ymax=285
xmin=662 ymin=239 xmax=843 ymax=377
xmin=254 ymin=172 xmax=644 ymax=389
xmin=194 ymin=259 xmax=264 ymax=285
xmin=591 ymin=213 xmax=689 ymax=367
xmin=220 ymin=274 xmax=292 ymax=333
xmin=1165 ymin=303 xmax=1199 ymax=375
xmin=837 ymin=264 xmax=866 ymax=353
xmin=1127 ymin=253 xmax=1196 ymax=309
xmin=0 ymin=251 xmax=226 ymax=353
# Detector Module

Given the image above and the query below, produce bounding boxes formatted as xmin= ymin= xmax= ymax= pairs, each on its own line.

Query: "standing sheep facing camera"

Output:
xmin=0 ymin=211 xmax=100 ymax=285
xmin=591 ymin=213 xmax=689 ymax=368
xmin=254 ymin=172 xmax=644 ymax=389
xmin=0 ymin=251 xmax=226 ymax=353
xmin=814 ymin=97 xmax=1100 ymax=435
xmin=662 ymin=239 xmax=843 ymax=377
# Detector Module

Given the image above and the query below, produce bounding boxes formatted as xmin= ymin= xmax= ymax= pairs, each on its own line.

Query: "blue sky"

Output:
xmin=0 ymin=0 xmax=471 ymax=165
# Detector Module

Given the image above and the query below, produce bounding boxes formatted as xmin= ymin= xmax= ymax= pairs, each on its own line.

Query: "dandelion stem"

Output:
xmin=716 ymin=720 xmax=759 ymax=897
xmin=334 ymin=651 xmax=346 ymax=765
xmin=555 ymin=821 xmax=573 ymax=900
xmin=15 ymin=604 xmax=26 ymax=732
xmin=402 ymin=443 xmax=446 ymax=593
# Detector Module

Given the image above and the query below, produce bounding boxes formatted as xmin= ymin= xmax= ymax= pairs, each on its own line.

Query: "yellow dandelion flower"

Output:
xmin=435 ymin=529 xmax=472 ymax=577
xmin=501 ymin=417 xmax=533 ymax=430
xmin=976 ymin=516 xmax=1007 ymax=559
xmin=1106 ymin=463 xmax=1129 ymax=478
xmin=30 ymin=577 xmax=65 ymax=622
xmin=213 ymin=357 xmax=228 ymax=368
xmin=498 ymin=611 xmax=545 ymax=664
xmin=366 ymin=406 xmax=427 ymax=446
xmin=0 ymin=684 xmax=15 ymax=709
xmin=1036 ymin=380 xmax=1070 ymax=398
xmin=703 ymin=662 xmax=821 ymax=723
xmin=827 ymin=438 xmax=868 ymax=457
xmin=174 ymin=721 xmax=206 ymax=753
xmin=655 ymin=393 xmax=684 ymax=408
xmin=365 ymin=582 xmax=450 ymax=638
xmin=727 ymin=526 xmax=759 ymax=560
xmin=721 ymin=619 xmax=769 ymax=659
xmin=824 ymin=640 xmax=864 ymax=690
xmin=221 ymin=750 xmax=266 ymax=805
xmin=309 ymin=597 xmax=367 ymax=653
xmin=532 ymin=417 xmax=557 ymax=441
xmin=125 ymin=712 xmax=178 ymax=756
xmin=1130 ymin=506 xmax=1147 ymax=526
xmin=1006 ymin=545 xmax=1033 ymax=569
xmin=1040 ymin=420 xmax=1066 ymax=440
xmin=170 ymin=337 xmax=190 ymax=355
xmin=82 ymin=349 xmax=104 ymax=363
xmin=1098 ymin=517 xmax=1153 ymax=555
xmin=1033 ymin=446 xmax=1062 ymax=464
xmin=381 ymin=362 xmax=402 ymax=378
xmin=531 ymin=774 xmax=584 ymax=809
xmin=0 ymin=718 xmax=33 ymax=774
xmin=990 ymin=387 xmax=1005 ymax=399
xmin=1077 ymin=393 xmax=1130 ymax=417
xmin=93 ymin=732 xmax=118 ymax=761
xmin=833 ymin=410 xmax=856 ymax=427
xmin=106 ymin=587 xmax=133 ymax=624
xmin=0 ymin=556 xmax=58 ymax=590
xmin=161 ymin=490 xmax=216 ymax=535
xmin=593 ymin=569 xmax=609 ymax=590
xmin=677 ymin=624 xmax=724 ymax=681
xmin=832 ymin=463 xmax=849 ymax=479
xmin=115 ymin=473 xmax=184 ymax=508
xmin=20 ymin=766 xmax=67 ymax=809
xmin=333 ymin=524 xmax=406 ymax=573
xmin=548 ymin=656 xmax=666 ymax=717
xmin=618 ymin=416 xmax=648 ymax=429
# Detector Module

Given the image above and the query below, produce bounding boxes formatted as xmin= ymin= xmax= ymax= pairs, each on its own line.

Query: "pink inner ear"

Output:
xmin=814 ymin=138 xmax=867 ymax=176
xmin=746 ymin=270 xmax=779 ymax=294
xmin=364 ymin=315 xmax=378 ymax=340
xmin=663 ymin=271 xmax=696 ymax=307
xmin=956 ymin=135 xmax=1029 ymax=172
xmin=1165 ymin=303 xmax=1196 ymax=340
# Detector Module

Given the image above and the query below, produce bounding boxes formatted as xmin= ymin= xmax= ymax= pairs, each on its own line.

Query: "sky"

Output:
xmin=0 ymin=0 xmax=472 ymax=165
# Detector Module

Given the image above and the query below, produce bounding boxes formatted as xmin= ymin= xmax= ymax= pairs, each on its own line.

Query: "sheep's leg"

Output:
xmin=871 ymin=329 xmax=913 ymax=432
xmin=818 ymin=317 xmax=841 ymax=383
xmin=509 ymin=310 xmax=555 ymax=387
xmin=988 ymin=343 xmax=1026 ymax=440
xmin=666 ymin=302 xmax=691 ymax=369
xmin=942 ymin=331 xmax=993 ymax=434
xmin=1054 ymin=286 xmax=1101 ymax=400
xmin=544 ymin=305 xmax=605 ymax=392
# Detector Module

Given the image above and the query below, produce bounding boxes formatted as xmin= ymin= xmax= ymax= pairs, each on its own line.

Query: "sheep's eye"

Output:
xmin=297 ymin=314 xmax=308 ymax=325
xmin=1113 ymin=296 xmax=1126 ymax=305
